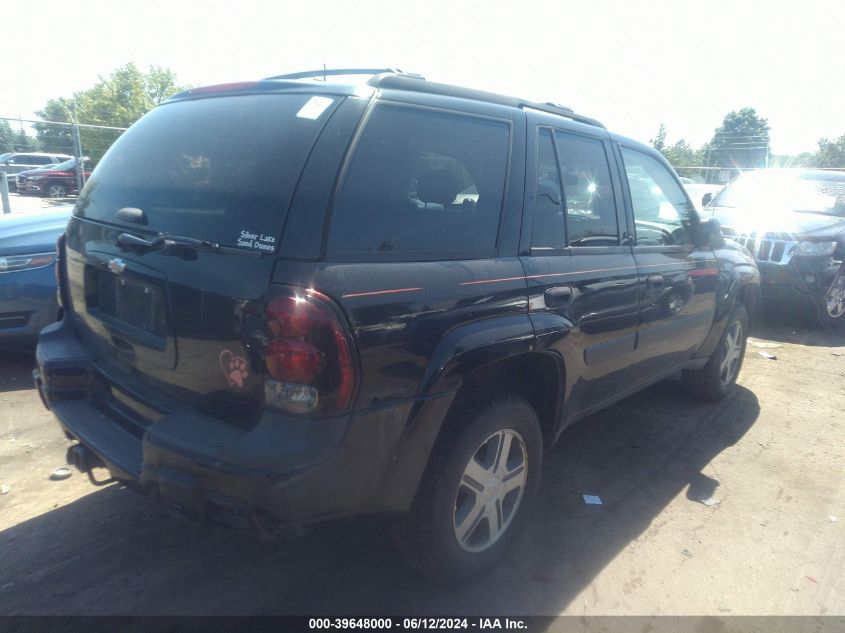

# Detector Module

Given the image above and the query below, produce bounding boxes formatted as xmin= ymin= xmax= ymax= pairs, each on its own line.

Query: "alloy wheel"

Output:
xmin=453 ymin=429 xmax=527 ymax=553
xmin=719 ymin=320 xmax=743 ymax=386
xmin=47 ymin=184 xmax=67 ymax=198
xmin=826 ymin=272 xmax=845 ymax=319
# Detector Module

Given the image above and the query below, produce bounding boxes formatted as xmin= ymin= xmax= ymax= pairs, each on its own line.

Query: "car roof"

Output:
xmin=165 ymin=68 xmax=606 ymax=129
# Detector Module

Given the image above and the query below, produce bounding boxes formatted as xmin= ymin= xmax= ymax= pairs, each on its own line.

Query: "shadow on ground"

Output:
xmin=0 ymin=350 xmax=36 ymax=394
xmin=0 ymin=368 xmax=760 ymax=615
xmin=753 ymin=309 xmax=845 ymax=348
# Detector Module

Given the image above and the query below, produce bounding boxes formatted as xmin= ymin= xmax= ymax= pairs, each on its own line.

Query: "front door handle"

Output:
xmin=645 ymin=274 xmax=665 ymax=290
xmin=545 ymin=285 xmax=573 ymax=307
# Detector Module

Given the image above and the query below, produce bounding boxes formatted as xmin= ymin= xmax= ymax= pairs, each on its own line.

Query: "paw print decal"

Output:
xmin=219 ymin=349 xmax=249 ymax=388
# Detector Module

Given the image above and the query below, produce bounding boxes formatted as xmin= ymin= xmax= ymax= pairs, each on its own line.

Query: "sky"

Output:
xmin=3 ymin=0 xmax=843 ymax=156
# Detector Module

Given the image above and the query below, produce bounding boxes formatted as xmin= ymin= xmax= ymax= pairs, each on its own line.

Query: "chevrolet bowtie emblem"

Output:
xmin=108 ymin=258 xmax=127 ymax=274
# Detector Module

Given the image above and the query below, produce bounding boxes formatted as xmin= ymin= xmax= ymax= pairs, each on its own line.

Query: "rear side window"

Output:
xmin=74 ymin=94 xmax=340 ymax=251
xmin=18 ymin=155 xmax=50 ymax=165
xmin=327 ymin=104 xmax=510 ymax=258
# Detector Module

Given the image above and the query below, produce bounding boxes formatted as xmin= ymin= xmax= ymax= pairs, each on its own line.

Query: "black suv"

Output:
xmin=706 ymin=169 xmax=845 ymax=327
xmin=35 ymin=69 xmax=760 ymax=581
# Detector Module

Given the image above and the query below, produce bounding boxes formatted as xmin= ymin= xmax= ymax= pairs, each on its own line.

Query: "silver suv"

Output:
xmin=0 ymin=152 xmax=73 ymax=191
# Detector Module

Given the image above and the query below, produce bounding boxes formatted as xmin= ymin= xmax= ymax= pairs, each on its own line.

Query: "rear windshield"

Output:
xmin=74 ymin=93 xmax=340 ymax=251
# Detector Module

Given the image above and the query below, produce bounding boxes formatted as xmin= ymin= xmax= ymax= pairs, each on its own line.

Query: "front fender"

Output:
xmin=695 ymin=246 xmax=760 ymax=360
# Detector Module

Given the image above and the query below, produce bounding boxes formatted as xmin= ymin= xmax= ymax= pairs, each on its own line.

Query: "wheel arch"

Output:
xmin=454 ymin=352 xmax=564 ymax=446
xmin=695 ymin=268 xmax=760 ymax=360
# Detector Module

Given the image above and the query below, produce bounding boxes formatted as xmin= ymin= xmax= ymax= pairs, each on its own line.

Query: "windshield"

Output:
xmin=74 ymin=93 xmax=340 ymax=251
xmin=51 ymin=158 xmax=76 ymax=170
xmin=712 ymin=170 xmax=845 ymax=216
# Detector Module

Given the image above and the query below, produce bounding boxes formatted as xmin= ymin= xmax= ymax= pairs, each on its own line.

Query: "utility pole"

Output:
xmin=1 ymin=172 xmax=11 ymax=214
xmin=72 ymin=123 xmax=84 ymax=193
xmin=71 ymin=101 xmax=85 ymax=194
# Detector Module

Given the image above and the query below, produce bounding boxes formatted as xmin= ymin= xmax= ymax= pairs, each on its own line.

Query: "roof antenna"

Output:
xmin=322 ymin=63 xmax=326 ymax=82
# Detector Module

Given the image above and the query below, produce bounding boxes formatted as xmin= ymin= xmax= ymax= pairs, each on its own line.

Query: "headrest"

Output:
xmin=417 ymin=169 xmax=461 ymax=206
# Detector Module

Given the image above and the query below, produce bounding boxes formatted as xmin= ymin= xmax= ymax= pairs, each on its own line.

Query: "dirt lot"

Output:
xmin=0 ymin=315 xmax=843 ymax=616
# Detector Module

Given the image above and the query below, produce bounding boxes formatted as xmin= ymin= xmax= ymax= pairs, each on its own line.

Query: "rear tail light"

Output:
xmin=263 ymin=287 xmax=356 ymax=415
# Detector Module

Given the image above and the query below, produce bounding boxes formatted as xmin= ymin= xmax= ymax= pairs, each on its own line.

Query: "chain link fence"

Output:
xmin=1 ymin=117 xmax=127 ymax=212
xmin=675 ymin=165 xmax=845 ymax=185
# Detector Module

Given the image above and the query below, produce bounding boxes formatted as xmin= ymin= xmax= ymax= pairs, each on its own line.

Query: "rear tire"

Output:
xmin=683 ymin=303 xmax=748 ymax=401
xmin=394 ymin=393 xmax=543 ymax=583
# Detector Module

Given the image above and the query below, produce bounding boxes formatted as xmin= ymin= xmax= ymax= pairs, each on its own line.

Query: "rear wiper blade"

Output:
xmin=117 ymin=232 xmax=263 ymax=257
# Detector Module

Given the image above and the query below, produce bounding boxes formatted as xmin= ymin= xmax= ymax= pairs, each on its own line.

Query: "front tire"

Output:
xmin=817 ymin=268 xmax=845 ymax=329
xmin=394 ymin=394 xmax=543 ymax=582
xmin=45 ymin=183 xmax=68 ymax=198
xmin=683 ymin=303 xmax=749 ymax=401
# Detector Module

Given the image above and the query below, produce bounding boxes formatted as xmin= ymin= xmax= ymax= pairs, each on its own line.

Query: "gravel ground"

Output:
xmin=0 ymin=315 xmax=843 ymax=615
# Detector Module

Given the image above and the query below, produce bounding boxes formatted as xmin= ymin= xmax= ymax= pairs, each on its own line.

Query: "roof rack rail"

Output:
xmin=368 ymin=74 xmax=604 ymax=129
xmin=264 ymin=68 xmax=425 ymax=81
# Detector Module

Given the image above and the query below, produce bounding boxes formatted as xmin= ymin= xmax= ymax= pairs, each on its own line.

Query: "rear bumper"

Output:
xmin=36 ymin=318 xmax=450 ymax=534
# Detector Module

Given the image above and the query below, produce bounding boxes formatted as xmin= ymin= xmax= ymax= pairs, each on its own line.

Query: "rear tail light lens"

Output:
xmin=263 ymin=287 xmax=356 ymax=415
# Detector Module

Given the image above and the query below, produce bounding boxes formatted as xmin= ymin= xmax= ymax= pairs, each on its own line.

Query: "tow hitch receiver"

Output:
xmin=66 ymin=444 xmax=116 ymax=486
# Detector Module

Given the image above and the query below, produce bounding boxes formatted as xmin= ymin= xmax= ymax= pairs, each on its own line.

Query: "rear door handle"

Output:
xmin=545 ymin=285 xmax=573 ymax=307
xmin=645 ymin=274 xmax=665 ymax=290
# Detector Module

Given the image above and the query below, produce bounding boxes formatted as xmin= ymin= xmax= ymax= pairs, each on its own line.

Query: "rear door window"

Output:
xmin=74 ymin=93 xmax=341 ymax=252
xmin=554 ymin=131 xmax=619 ymax=247
xmin=532 ymin=129 xmax=565 ymax=249
xmin=327 ymin=104 xmax=510 ymax=258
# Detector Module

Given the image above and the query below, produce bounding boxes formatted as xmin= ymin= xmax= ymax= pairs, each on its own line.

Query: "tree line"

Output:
xmin=650 ymin=107 xmax=845 ymax=179
xmin=1 ymin=63 xmax=186 ymax=161
xmin=3 ymin=68 xmax=844 ymax=173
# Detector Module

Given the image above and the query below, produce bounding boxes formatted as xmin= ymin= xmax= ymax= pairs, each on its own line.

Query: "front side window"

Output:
xmin=555 ymin=132 xmax=619 ymax=246
xmin=621 ymin=148 xmax=694 ymax=246
xmin=327 ymin=104 xmax=509 ymax=257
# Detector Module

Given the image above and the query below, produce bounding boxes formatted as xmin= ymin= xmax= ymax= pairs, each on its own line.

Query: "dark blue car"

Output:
xmin=0 ymin=207 xmax=72 ymax=348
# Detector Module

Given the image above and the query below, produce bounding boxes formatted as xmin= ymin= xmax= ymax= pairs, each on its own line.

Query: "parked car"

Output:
xmin=0 ymin=207 xmax=72 ymax=349
xmin=34 ymin=69 xmax=760 ymax=582
xmin=707 ymin=168 xmax=845 ymax=327
xmin=0 ymin=152 xmax=74 ymax=192
xmin=16 ymin=157 xmax=93 ymax=198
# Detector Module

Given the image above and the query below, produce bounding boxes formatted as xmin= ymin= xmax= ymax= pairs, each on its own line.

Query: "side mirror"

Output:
xmin=702 ymin=192 xmax=714 ymax=207
xmin=694 ymin=217 xmax=723 ymax=248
